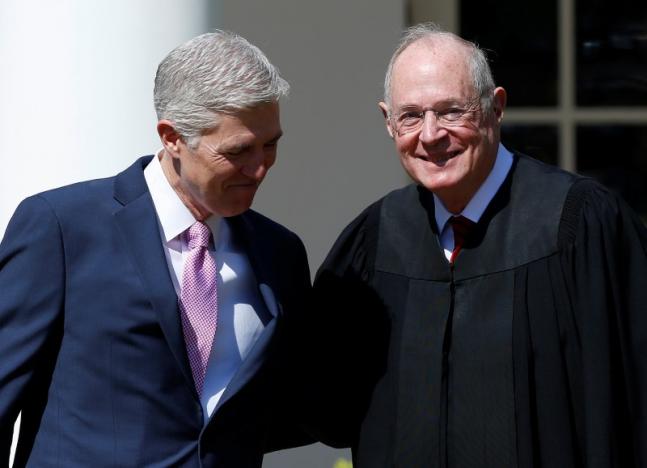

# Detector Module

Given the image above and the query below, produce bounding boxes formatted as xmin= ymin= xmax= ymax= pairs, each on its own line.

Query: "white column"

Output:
xmin=0 ymin=0 xmax=215 ymax=235
xmin=0 ymin=2 xmax=216 ymax=463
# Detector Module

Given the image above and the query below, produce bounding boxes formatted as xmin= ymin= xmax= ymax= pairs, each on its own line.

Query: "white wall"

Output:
xmin=220 ymin=0 xmax=407 ymax=271
xmin=215 ymin=2 xmax=406 ymax=466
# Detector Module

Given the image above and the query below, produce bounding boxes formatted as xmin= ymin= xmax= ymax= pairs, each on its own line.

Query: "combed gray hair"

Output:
xmin=384 ymin=22 xmax=495 ymax=115
xmin=154 ymin=30 xmax=289 ymax=146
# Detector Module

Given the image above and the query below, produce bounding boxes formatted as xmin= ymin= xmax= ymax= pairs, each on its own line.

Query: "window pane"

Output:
xmin=460 ymin=0 xmax=558 ymax=107
xmin=576 ymin=0 xmax=647 ymax=106
xmin=577 ymin=125 xmax=647 ymax=216
xmin=501 ymin=125 xmax=559 ymax=165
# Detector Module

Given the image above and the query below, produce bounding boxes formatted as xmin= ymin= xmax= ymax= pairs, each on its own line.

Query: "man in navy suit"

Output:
xmin=0 ymin=30 xmax=310 ymax=467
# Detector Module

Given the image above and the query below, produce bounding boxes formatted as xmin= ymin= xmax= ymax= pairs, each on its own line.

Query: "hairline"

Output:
xmin=384 ymin=24 xmax=495 ymax=117
xmin=183 ymin=100 xmax=281 ymax=148
xmin=153 ymin=30 xmax=289 ymax=148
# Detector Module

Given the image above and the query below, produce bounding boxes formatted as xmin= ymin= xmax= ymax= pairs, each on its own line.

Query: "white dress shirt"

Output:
xmin=144 ymin=152 xmax=271 ymax=423
xmin=434 ymin=144 xmax=514 ymax=261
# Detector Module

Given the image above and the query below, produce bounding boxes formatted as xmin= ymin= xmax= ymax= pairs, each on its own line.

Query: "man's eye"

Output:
xmin=224 ymin=146 xmax=248 ymax=157
xmin=440 ymin=109 xmax=465 ymax=121
xmin=399 ymin=112 xmax=422 ymax=124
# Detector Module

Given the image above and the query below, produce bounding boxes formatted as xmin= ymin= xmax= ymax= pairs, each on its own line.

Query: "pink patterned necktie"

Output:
xmin=179 ymin=221 xmax=218 ymax=395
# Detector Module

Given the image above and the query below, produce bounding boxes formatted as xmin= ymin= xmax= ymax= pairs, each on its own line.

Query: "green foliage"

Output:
xmin=332 ymin=458 xmax=353 ymax=468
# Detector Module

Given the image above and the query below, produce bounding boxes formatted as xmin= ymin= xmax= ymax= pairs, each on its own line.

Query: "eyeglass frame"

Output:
xmin=388 ymin=96 xmax=483 ymax=137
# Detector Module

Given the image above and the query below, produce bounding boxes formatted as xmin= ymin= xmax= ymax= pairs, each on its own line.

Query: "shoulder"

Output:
xmin=515 ymin=153 xmax=644 ymax=251
xmin=39 ymin=176 xmax=114 ymax=205
xmin=238 ymin=209 xmax=305 ymax=247
xmin=317 ymin=186 xmax=414 ymax=278
xmin=513 ymin=152 xmax=580 ymax=189
xmin=336 ymin=184 xmax=415 ymax=242
xmin=3 ymin=194 xmax=61 ymax=242
xmin=21 ymin=177 xmax=117 ymax=229
xmin=505 ymin=153 xmax=585 ymax=250
xmin=559 ymin=177 xmax=647 ymax=249
xmin=7 ymin=175 xmax=114 ymax=227
xmin=23 ymin=156 xmax=151 ymax=216
xmin=240 ymin=208 xmax=298 ymax=236
xmin=328 ymin=193 xmax=388 ymax=255
xmin=1 ymin=194 xmax=67 ymax=267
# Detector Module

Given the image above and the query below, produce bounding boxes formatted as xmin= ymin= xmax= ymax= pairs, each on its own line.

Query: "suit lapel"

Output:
xmin=112 ymin=162 xmax=285 ymax=412
xmin=210 ymin=213 xmax=282 ymax=413
xmin=112 ymin=157 xmax=196 ymax=394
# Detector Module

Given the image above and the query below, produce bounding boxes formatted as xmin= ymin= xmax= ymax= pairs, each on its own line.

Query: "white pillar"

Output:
xmin=0 ymin=2 xmax=216 ymax=463
xmin=0 ymin=0 xmax=216 ymax=235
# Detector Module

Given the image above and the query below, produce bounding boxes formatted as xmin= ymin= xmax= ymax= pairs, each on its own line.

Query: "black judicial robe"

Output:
xmin=311 ymin=154 xmax=647 ymax=468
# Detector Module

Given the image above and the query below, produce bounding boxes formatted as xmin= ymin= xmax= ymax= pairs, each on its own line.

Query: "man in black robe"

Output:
xmin=309 ymin=23 xmax=647 ymax=467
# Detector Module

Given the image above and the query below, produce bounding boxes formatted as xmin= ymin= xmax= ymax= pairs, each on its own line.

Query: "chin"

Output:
xmin=414 ymin=172 xmax=461 ymax=194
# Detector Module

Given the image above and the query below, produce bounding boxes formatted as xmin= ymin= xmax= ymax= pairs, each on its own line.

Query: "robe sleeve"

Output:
xmin=561 ymin=179 xmax=647 ymax=465
xmin=298 ymin=201 xmax=389 ymax=448
xmin=263 ymin=232 xmax=317 ymax=453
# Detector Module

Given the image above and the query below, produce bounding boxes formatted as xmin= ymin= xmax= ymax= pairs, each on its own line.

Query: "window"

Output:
xmin=409 ymin=0 xmax=647 ymax=217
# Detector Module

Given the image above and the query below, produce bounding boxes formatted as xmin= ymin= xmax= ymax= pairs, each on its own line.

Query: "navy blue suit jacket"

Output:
xmin=0 ymin=157 xmax=311 ymax=467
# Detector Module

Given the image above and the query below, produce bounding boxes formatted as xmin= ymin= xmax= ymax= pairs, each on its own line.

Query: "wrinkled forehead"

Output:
xmin=390 ymin=39 xmax=476 ymax=108
xmin=222 ymin=102 xmax=282 ymax=133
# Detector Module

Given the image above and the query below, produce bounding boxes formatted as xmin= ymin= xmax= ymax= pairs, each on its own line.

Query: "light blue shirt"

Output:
xmin=144 ymin=152 xmax=272 ymax=423
xmin=434 ymin=144 xmax=514 ymax=261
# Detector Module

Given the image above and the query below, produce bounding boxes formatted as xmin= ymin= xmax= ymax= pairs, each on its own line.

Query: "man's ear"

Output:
xmin=492 ymin=87 xmax=507 ymax=123
xmin=157 ymin=120 xmax=183 ymax=156
xmin=378 ymin=102 xmax=395 ymax=139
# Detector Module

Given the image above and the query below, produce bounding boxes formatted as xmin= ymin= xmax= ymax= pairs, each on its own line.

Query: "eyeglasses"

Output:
xmin=390 ymin=99 xmax=481 ymax=136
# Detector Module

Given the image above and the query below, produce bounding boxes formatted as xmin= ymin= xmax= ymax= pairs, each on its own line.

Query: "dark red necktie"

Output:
xmin=449 ymin=216 xmax=475 ymax=264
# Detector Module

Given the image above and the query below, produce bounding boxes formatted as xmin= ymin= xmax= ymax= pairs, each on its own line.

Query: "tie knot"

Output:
xmin=450 ymin=215 xmax=475 ymax=240
xmin=185 ymin=221 xmax=212 ymax=249
xmin=449 ymin=216 xmax=475 ymax=261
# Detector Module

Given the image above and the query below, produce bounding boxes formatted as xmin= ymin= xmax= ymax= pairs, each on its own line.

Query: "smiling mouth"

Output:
xmin=417 ymin=150 xmax=461 ymax=163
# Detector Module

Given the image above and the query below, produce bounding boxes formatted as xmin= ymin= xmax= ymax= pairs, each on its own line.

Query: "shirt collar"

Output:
xmin=144 ymin=150 xmax=222 ymax=244
xmin=434 ymin=143 xmax=513 ymax=233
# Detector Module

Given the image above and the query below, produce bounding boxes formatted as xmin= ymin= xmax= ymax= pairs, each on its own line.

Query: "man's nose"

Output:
xmin=419 ymin=111 xmax=448 ymax=144
xmin=242 ymin=151 xmax=271 ymax=180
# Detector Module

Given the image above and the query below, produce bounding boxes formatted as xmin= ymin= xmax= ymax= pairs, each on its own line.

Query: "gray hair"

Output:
xmin=384 ymin=22 xmax=495 ymax=115
xmin=154 ymin=30 xmax=289 ymax=146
